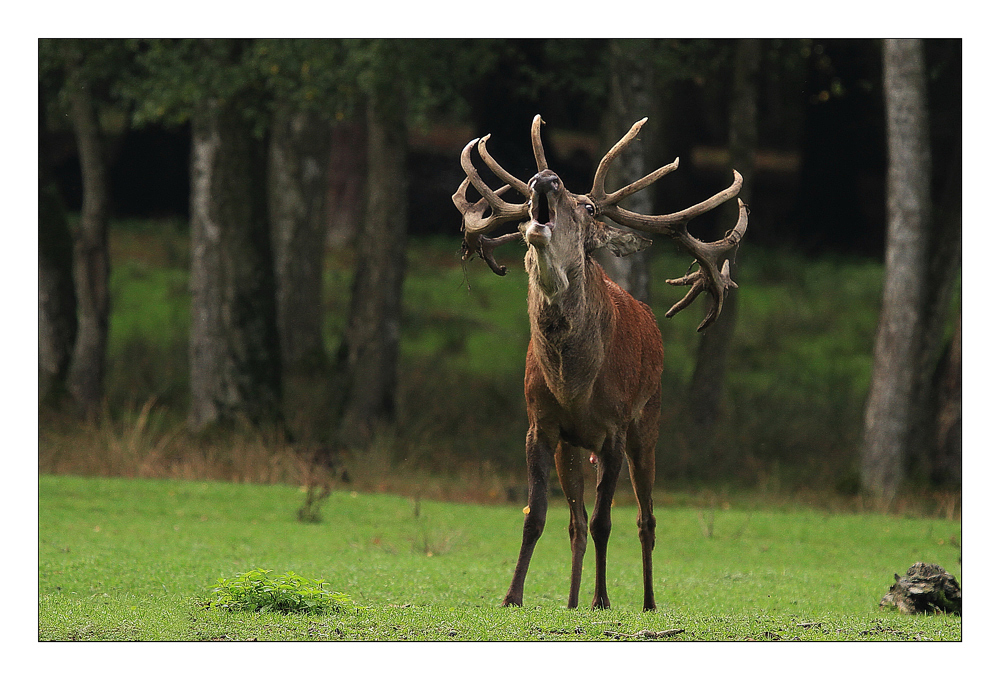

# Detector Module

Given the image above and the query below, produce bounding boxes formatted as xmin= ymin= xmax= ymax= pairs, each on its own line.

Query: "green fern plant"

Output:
xmin=205 ymin=568 xmax=351 ymax=615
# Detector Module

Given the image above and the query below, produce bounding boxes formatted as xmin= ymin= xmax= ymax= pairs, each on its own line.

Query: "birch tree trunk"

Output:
xmin=860 ymin=39 xmax=933 ymax=501
xmin=188 ymin=96 xmax=283 ymax=431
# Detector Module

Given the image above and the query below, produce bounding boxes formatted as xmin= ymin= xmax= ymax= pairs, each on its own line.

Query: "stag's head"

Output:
xmin=520 ymin=168 xmax=650 ymax=301
xmin=453 ymin=115 xmax=749 ymax=330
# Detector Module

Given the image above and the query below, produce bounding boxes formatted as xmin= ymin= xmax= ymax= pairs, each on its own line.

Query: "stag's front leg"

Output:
xmin=502 ymin=427 xmax=554 ymax=607
xmin=590 ymin=435 xmax=625 ymax=610
xmin=554 ymin=442 xmax=588 ymax=609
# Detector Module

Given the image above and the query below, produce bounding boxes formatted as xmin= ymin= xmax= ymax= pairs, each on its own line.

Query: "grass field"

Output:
xmin=38 ymin=474 xmax=961 ymax=642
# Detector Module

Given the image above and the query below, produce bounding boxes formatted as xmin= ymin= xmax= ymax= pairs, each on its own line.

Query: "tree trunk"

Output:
xmin=64 ymin=54 xmax=110 ymax=417
xmin=930 ymin=312 xmax=961 ymax=488
xmin=325 ymin=120 xmax=367 ymax=248
xmin=269 ymin=107 xmax=331 ymax=375
xmin=188 ymin=96 xmax=283 ymax=431
xmin=688 ymin=38 xmax=760 ymax=431
xmin=39 ymin=93 xmax=77 ymax=405
xmin=595 ymin=38 xmax=653 ymax=303
xmin=860 ymin=39 xmax=933 ymax=501
xmin=330 ymin=84 xmax=409 ymax=447
xmin=914 ymin=140 xmax=962 ymax=487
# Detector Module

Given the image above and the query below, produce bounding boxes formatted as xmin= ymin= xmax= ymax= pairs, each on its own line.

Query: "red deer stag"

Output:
xmin=453 ymin=115 xmax=748 ymax=611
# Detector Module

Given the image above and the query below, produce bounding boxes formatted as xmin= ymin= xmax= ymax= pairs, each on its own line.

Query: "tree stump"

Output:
xmin=879 ymin=562 xmax=961 ymax=615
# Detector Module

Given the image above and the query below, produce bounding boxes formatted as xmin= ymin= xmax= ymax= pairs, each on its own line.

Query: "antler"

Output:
xmin=452 ymin=119 xmax=548 ymax=275
xmin=589 ymin=117 xmax=748 ymax=331
xmin=591 ymin=117 xmax=680 ymax=206
xmin=530 ymin=114 xmax=548 ymax=172
xmin=663 ymin=199 xmax=749 ymax=331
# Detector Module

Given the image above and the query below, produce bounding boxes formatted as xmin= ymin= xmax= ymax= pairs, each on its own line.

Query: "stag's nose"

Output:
xmin=529 ymin=170 xmax=561 ymax=195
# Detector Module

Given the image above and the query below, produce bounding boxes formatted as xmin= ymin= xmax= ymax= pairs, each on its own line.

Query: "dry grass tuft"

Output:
xmin=40 ymin=401 xmax=300 ymax=486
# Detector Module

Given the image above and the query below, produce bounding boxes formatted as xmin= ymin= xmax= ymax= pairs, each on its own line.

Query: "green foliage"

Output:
xmin=340 ymin=38 xmax=505 ymax=128
xmin=39 ymin=38 xmax=138 ymax=135
xmin=116 ymin=38 xmax=501 ymax=136
xmin=248 ymin=38 xmax=356 ymax=117
xmin=123 ymin=38 xmax=270 ymax=133
xmin=205 ymin=568 xmax=351 ymax=615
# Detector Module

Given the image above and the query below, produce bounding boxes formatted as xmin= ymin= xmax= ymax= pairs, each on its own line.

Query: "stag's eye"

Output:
xmin=583 ymin=203 xmax=595 ymax=216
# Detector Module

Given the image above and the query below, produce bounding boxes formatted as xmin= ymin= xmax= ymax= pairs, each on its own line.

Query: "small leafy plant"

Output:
xmin=205 ymin=568 xmax=352 ymax=615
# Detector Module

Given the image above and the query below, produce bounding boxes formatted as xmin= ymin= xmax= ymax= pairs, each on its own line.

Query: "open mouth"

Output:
xmin=524 ymin=190 xmax=554 ymax=248
xmin=530 ymin=190 xmax=553 ymax=226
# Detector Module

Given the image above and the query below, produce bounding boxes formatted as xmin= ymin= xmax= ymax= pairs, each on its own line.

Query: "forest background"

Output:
xmin=33 ymin=33 xmax=967 ymax=519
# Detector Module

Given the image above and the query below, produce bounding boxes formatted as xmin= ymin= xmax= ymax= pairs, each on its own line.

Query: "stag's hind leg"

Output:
xmin=626 ymin=391 xmax=660 ymax=611
xmin=502 ymin=427 xmax=554 ymax=607
xmin=590 ymin=434 xmax=625 ymax=609
xmin=554 ymin=442 xmax=588 ymax=608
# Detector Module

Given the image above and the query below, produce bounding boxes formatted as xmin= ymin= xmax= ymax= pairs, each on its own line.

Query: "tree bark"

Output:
xmin=860 ymin=39 xmax=934 ymax=501
xmin=330 ymin=82 xmax=409 ymax=447
xmin=325 ymin=120 xmax=367 ymax=248
xmin=688 ymin=38 xmax=760 ymax=431
xmin=915 ymin=140 xmax=962 ymax=487
xmin=38 ymin=93 xmax=77 ymax=405
xmin=269 ymin=107 xmax=331 ymax=375
xmin=930 ymin=312 xmax=961 ymax=487
xmin=595 ymin=38 xmax=653 ymax=303
xmin=64 ymin=51 xmax=110 ymax=417
xmin=188 ymin=96 xmax=283 ymax=431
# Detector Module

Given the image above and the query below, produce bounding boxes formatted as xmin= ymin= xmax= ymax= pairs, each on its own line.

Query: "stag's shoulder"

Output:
xmin=602 ymin=272 xmax=657 ymax=324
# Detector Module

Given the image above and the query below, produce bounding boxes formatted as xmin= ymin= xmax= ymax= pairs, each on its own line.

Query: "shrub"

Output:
xmin=205 ymin=568 xmax=352 ymax=615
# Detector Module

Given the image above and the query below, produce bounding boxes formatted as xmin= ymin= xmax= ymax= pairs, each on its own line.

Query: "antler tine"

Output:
xmin=604 ymin=157 xmax=680 ymax=206
xmin=452 ymin=177 xmax=525 ymax=276
xmin=450 ymin=176 xmax=493 ymax=229
xmin=462 ymin=229 xmax=523 ymax=277
xmin=531 ymin=115 xmax=548 ymax=172
xmin=477 ymin=134 xmax=530 ymax=199
xmin=590 ymin=117 xmax=679 ymax=203
xmin=451 ymin=176 xmax=521 ymax=234
xmin=590 ymin=117 xmax=681 ymax=210
xmin=604 ymin=169 xmax=743 ymax=233
xmin=664 ymin=198 xmax=750 ymax=331
xmin=591 ymin=117 xmax=646 ymax=201
xmin=455 ymin=138 xmax=530 ymax=236
xmin=453 ymin=131 xmax=535 ymax=276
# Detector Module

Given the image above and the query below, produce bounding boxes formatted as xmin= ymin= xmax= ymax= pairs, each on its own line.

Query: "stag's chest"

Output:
xmin=525 ymin=332 xmax=615 ymax=452
xmin=528 ymin=309 xmax=608 ymax=406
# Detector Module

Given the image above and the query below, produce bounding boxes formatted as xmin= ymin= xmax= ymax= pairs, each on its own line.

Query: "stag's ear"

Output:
xmin=587 ymin=222 xmax=652 ymax=257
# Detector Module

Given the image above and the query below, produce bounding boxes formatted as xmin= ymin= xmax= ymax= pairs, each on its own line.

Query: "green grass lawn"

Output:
xmin=38 ymin=475 xmax=961 ymax=641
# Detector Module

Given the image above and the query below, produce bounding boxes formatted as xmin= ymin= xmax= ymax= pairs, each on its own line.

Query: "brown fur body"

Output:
xmin=455 ymin=118 xmax=746 ymax=612
xmin=502 ymin=172 xmax=663 ymax=610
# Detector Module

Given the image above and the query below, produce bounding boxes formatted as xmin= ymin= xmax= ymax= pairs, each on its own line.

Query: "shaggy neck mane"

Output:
xmin=526 ymin=254 xmax=615 ymax=397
